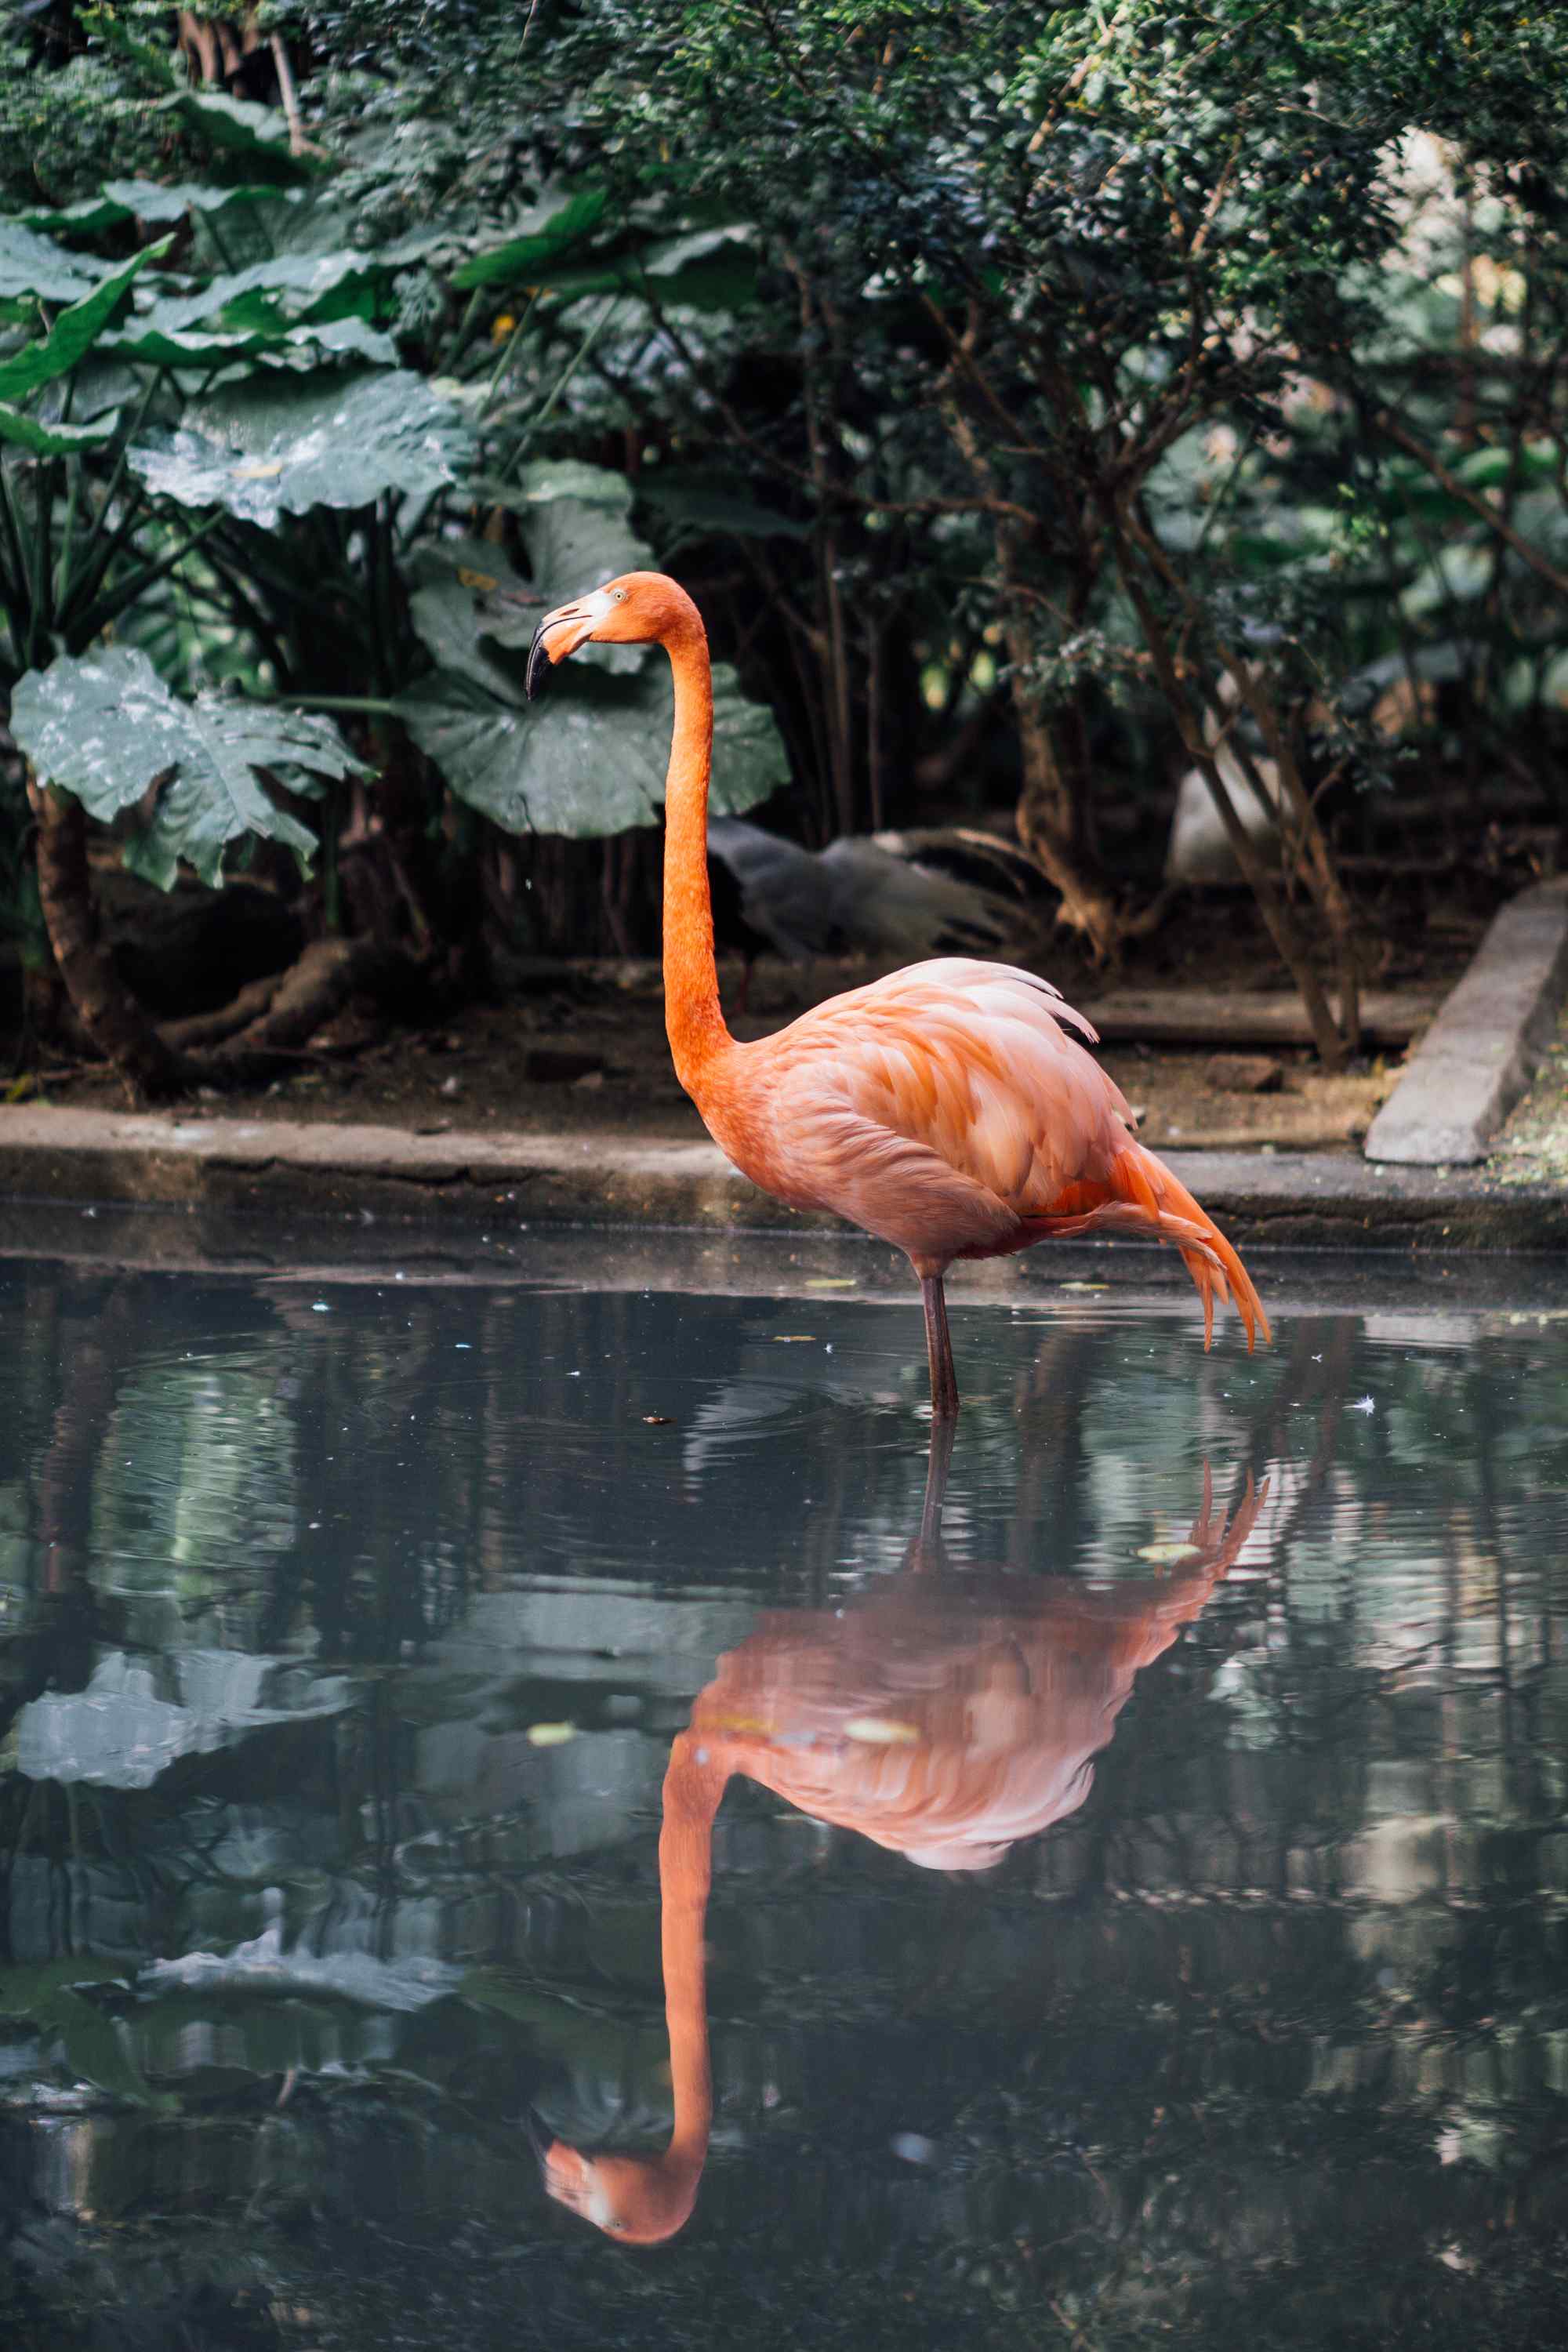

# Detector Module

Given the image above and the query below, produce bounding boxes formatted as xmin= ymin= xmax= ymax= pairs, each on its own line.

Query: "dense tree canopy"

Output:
xmin=2 ymin=1 xmax=1568 ymax=1087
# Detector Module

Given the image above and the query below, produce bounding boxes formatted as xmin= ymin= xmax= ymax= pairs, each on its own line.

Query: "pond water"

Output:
xmin=2 ymin=1224 xmax=1566 ymax=2349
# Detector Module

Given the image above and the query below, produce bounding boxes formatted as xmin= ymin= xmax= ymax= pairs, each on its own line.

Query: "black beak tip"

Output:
xmin=524 ymin=630 xmax=550 ymax=703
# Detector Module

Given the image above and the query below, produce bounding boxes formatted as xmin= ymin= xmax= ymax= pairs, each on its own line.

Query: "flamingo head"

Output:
xmin=541 ymin=2137 xmax=700 ymax=2245
xmin=524 ymin=571 xmax=697 ymax=698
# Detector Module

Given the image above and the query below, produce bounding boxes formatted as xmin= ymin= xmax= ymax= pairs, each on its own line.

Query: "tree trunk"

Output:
xmin=25 ymin=776 xmax=189 ymax=1102
xmin=1010 ymin=680 xmax=1126 ymax=962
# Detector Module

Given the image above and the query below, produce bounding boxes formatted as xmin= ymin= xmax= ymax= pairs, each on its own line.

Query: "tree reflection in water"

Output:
xmin=544 ymin=1430 xmax=1265 ymax=2243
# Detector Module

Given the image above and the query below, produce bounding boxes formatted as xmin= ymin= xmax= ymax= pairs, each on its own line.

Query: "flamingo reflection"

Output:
xmin=543 ymin=1436 xmax=1265 ymax=2243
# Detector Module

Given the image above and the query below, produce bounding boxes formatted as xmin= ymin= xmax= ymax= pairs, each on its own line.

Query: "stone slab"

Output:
xmin=1364 ymin=877 xmax=1568 ymax=1165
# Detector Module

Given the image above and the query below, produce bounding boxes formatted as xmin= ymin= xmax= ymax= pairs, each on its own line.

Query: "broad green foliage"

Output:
xmin=399 ymin=473 xmax=789 ymax=834
xmin=0 ymin=236 xmax=165 ymax=400
xmin=129 ymin=367 xmax=475 ymax=524
xmin=0 ymin=218 xmax=109 ymax=304
xmin=5 ymin=0 xmax=1568 ymax=1027
xmin=10 ymin=647 xmax=363 ymax=887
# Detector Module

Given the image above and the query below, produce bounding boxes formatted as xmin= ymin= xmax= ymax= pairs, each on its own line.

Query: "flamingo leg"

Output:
xmin=920 ymin=1274 xmax=960 ymax=1421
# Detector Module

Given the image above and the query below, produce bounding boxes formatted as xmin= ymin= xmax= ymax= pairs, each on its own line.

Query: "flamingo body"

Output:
xmin=527 ymin=572 xmax=1269 ymax=1408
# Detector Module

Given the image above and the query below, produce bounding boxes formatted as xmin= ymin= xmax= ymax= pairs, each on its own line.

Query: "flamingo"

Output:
xmin=540 ymin=1437 xmax=1265 ymax=2244
xmin=527 ymin=572 xmax=1269 ymax=1414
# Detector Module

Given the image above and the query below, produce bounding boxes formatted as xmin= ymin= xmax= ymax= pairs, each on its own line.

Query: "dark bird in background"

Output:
xmin=707 ymin=817 xmax=1054 ymax=991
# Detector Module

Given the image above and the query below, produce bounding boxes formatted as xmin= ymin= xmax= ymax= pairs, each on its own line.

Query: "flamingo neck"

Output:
xmin=660 ymin=612 xmax=728 ymax=1092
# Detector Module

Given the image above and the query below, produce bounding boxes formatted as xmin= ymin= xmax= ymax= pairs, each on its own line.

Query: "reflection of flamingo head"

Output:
xmin=543 ymin=2140 xmax=699 ymax=2245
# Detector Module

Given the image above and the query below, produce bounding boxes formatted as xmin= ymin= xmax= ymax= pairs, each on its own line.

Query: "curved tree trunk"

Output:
xmin=24 ymin=776 xmax=189 ymax=1102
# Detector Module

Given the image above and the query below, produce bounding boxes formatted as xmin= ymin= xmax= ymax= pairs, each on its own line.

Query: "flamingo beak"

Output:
xmin=524 ymin=589 xmax=612 ymax=699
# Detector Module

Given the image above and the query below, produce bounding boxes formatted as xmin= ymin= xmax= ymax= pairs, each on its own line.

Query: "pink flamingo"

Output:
xmin=526 ymin=573 xmax=1269 ymax=1416
xmin=541 ymin=1449 xmax=1264 ymax=2243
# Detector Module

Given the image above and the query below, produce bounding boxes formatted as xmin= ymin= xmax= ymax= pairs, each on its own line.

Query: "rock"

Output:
xmin=1205 ymin=1053 xmax=1285 ymax=1094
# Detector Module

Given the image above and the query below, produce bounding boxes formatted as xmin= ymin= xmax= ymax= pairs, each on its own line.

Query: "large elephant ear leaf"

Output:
xmin=0 ymin=237 xmax=172 ymax=405
xmin=10 ymin=648 xmax=365 ymax=890
xmin=0 ymin=222 xmax=111 ymax=307
xmin=399 ymin=474 xmax=789 ymax=835
xmin=127 ymin=368 xmax=474 ymax=522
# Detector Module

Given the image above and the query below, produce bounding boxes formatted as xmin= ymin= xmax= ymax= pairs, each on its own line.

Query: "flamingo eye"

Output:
xmin=611 ymin=587 xmax=628 ymax=603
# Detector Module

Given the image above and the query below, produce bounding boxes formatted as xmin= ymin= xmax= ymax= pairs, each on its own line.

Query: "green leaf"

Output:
xmin=398 ymin=652 xmax=786 ymax=837
xmin=102 ymin=315 xmax=397 ymax=370
xmin=10 ymin=648 xmax=365 ymax=889
xmin=0 ymin=237 xmax=172 ymax=406
xmin=450 ymin=186 xmax=612 ymax=289
xmin=470 ymin=459 xmax=636 ymax=512
xmin=127 ymin=368 xmax=473 ymax=523
xmin=412 ymin=465 xmax=651 ymax=678
xmin=400 ymin=469 xmax=788 ymax=834
xmin=0 ymin=405 xmax=117 ymax=453
xmin=140 ymin=252 xmax=389 ymax=339
xmin=23 ymin=183 xmax=302 ymax=235
xmin=530 ymin=224 xmax=759 ymax=314
xmin=0 ymin=222 xmax=110 ymax=307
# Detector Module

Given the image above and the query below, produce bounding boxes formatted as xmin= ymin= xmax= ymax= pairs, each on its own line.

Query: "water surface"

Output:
xmin=2 ymin=1235 xmax=1566 ymax=2347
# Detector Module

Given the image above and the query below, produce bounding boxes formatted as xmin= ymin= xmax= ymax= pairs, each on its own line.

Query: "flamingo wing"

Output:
xmin=752 ymin=959 xmax=1134 ymax=1254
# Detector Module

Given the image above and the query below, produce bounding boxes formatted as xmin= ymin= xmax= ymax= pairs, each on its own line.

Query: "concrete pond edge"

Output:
xmin=0 ymin=1105 xmax=1563 ymax=1254
xmin=1364 ymin=874 xmax=1568 ymax=1166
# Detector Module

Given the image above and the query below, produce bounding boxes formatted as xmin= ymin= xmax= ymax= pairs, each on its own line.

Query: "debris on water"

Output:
xmin=773 ymin=1334 xmax=815 ymax=1343
xmin=804 ymin=1278 xmax=856 ymax=1288
xmin=643 ymin=1414 xmax=673 ymax=1425
xmin=891 ymin=2132 xmax=938 ymax=2165
xmin=844 ymin=1717 xmax=920 ymax=1745
xmin=310 ymin=1301 xmax=330 ymax=1313
xmin=525 ymin=1722 xmax=576 ymax=1748
xmin=1137 ymin=1541 xmax=1203 ymax=1565
xmin=1061 ymin=1282 xmax=1109 ymax=1292
xmin=1351 ymin=1395 xmax=1376 ymax=1413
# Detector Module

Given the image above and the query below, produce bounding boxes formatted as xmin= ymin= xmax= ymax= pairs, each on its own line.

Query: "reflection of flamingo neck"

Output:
xmin=659 ymin=1733 xmax=724 ymax=2179
xmin=597 ymin=1733 xmax=728 ymax=2244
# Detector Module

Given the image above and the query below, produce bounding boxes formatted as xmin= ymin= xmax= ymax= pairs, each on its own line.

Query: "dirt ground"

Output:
xmin=19 ymin=898 xmax=1471 ymax=1152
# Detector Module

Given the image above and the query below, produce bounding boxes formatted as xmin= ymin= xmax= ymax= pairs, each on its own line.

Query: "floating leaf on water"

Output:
xmin=844 ymin=1717 xmax=920 ymax=1746
xmin=642 ymin=1413 xmax=673 ymax=1425
xmin=1136 ymin=1541 xmax=1204 ymax=1566
xmin=803 ymin=1278 xmax=857 ymax=1288
xmin=525 ymin=1721 xmax=576 ymax=1748
xmin=1060 ymin=1282 xmax=1110 ymax=1292
xmin=771 ymin=1334 xmax=815 ymax=1343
